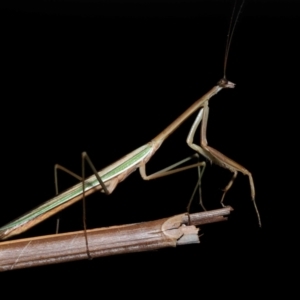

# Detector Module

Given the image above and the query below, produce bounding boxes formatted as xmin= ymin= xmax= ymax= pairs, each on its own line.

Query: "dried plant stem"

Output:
xmin=0 ymin=207 xmax=232 ymax=271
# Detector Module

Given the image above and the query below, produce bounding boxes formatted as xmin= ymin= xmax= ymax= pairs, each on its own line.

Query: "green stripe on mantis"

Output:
xmin=0 ymin=144 xmax=152 ymax=231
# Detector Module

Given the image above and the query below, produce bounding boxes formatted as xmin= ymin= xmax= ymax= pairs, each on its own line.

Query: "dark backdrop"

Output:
xmin=0 ymin=0 xmax=296 ymax=297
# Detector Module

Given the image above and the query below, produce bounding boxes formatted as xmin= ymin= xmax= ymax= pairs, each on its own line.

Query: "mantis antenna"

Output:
xmin=224 ymin=0 xmax=246 ymax=79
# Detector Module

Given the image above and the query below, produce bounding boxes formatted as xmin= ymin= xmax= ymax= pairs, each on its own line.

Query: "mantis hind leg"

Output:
xmin=54 ymin=152 xmax=110 ymax=259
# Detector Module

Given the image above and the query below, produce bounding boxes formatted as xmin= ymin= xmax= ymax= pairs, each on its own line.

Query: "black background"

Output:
xmin=0 ymin=0 xmax=296 ymax=296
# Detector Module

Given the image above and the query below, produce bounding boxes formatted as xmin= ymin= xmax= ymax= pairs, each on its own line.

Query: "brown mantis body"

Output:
xmin=0 ymin=1 xmax=260 ymax=248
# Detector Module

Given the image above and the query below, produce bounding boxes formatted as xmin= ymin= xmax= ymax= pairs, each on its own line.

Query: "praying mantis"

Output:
xmin=0 ymin=0 xmax=260 ymax=242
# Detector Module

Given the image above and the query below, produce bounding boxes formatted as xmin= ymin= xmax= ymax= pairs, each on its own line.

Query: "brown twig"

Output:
xmin=0 ymin=207 xmax=232 ymax=271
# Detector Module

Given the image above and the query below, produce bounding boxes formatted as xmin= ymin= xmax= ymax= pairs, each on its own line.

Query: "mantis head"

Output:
xmin=217 ymin=78 xmax=235 ymax=89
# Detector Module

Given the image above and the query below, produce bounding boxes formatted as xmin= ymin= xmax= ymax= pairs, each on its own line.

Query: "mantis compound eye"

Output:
xmin=217 ymin=78 xmax=235 ymax=88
